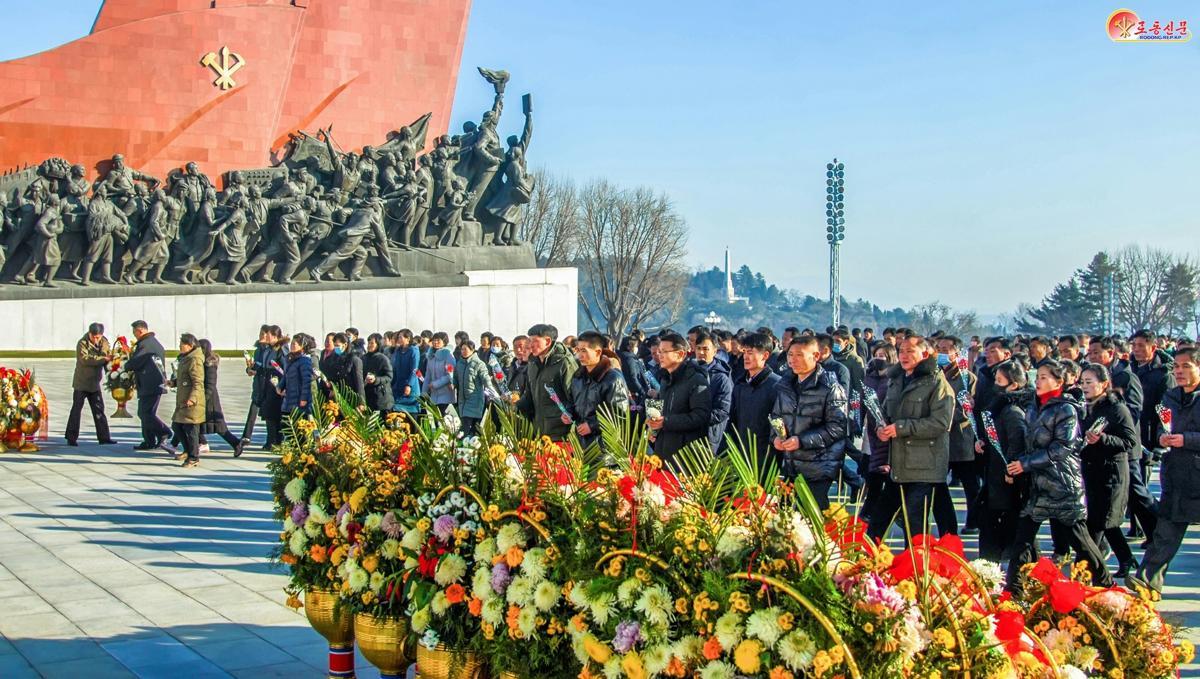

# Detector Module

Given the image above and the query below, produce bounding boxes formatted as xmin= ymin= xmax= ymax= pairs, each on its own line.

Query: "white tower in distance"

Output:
xmin=724 ymin=247 xmax=747 ymax=305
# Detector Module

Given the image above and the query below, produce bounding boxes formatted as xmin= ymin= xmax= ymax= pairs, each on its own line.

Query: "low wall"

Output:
xmin=0 ymin=268 xmax=578 ymax=350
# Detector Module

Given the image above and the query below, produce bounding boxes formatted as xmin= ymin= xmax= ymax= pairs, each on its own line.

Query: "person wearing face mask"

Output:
xmin=931 ymin=336 xmax=979 ymax=536
xmin=976 ymin=361 xmax=1032 ymax=562
xmin=1078 ymin=364 xmax=1138 ymax=578
xmin=321 ymin=332 xmax=367 ymax=405
xmin=1004 ymin=361 xmax=1113 ymax=593
xmin=860 ymin=344 xmax=897 ymax=524
xmin=1129 ymin=348 xmax=1200 ymax=595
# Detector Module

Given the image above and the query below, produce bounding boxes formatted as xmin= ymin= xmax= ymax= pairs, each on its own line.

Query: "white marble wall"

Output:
xmin=0 ymin=268 xmax=578 ymax=350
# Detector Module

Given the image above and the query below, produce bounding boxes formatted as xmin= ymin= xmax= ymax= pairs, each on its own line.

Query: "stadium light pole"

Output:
xmin=826 ymin=159 xmax=846 ymax=328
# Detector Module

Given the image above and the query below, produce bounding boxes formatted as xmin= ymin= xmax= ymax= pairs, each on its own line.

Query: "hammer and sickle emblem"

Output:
xmin=200 ymin=46 xmax=246 ymax=90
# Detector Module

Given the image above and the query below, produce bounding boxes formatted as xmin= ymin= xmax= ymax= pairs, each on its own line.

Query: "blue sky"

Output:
xmin=3 ymin=1 xmax=1197 ymax=314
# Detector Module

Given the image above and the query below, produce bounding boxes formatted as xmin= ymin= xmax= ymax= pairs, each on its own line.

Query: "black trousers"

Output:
xmin=866 ymin=481 xmax=936 ymax=545
xmin=178 ymin=423 xmax=201 ymax=461
xmin=137 ymin=393 xmax=170 ymax=445
xmin=859 ymin=471 xmax=889 ymax=526
xmin=1141 ymin=518 xmax=1189 ymax=591
xmin=461 ymin=416 xmax=480 ymax=436
xmin=931 ymin=482 xmax=962 ymax=536
xmin=66 ymin=389 xmax=111 ymax=443
xmin=241 ymin=402 xmax=259 ymax=441
xmin=1126 ymin=455 xmax=1159 ymax=541
xmin=978 ymin=506 xmax=1020 ymax=563
xmin=1006 ymin=516 xmax=1113 ymax=593
xmin=264 ymin=418 xmax=284 ymax=448
xmin=798 ymin=477 xmax=834 ymax=510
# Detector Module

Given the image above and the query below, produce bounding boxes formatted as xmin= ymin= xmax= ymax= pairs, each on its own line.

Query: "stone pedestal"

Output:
xmin=0 ymin=268 xmax=577 ymax=351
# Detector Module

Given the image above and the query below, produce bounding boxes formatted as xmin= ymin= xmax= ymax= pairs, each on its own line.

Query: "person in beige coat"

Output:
xmin=173 ymin=334 xmax=206 ymax=467
xmin=66 ymin=322 xmax=117 ymax=446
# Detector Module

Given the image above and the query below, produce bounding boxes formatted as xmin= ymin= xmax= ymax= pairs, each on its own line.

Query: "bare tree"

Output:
xmin=516 ymin=169 xmax=580 ymax=267
xmin=908 ymin=301 xmax=980 ymax=337
xmin=575 ymin=180 xmax=689 ymax=338
xmin=1112 ymin=245 xmax=1198 ymax=333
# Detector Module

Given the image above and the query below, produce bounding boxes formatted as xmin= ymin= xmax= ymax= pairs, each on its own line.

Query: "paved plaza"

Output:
xmin=0 ymin=358 xmax=1196 ymax=677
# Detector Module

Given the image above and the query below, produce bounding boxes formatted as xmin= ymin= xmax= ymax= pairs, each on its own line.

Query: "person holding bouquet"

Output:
xmin=976 ymin=361 xmax=1032 ymax=563
xmin=422 ymin=332 xmax=456 ymax=414
xmin=66 ymin=322 xmax=117 ymax=446
xmin=1131 ymin=348 xmax=1200 ymax=595
xmin=362 ymin=333 xmax=394 ymax=413
xmin=566 ymin=331 xmax=630 ymax=451
xmin=279 ymin=333 xmax=314 ymax=419
xmin=454 ymin=340 xmax=492 ymax=435
xmin=1078 ymin=364 xmax=1138 ymax=578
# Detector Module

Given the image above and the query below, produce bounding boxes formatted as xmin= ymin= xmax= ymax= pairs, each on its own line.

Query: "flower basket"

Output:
xmin=354 ymin=612 xmax=412 ymax=679
xmin=304 ymin=588 xmax=355 ymax=679
xmin=415 ymin=643 xmax=484 ymax=679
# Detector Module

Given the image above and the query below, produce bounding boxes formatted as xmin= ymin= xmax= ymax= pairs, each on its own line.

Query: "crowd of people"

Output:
xmin=63 ymin=320 xmax=1200 ymax=597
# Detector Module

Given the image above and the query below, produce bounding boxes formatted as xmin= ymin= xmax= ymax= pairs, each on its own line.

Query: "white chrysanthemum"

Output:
xmin=401 ymin=527 xmax=424 ymax=552
xmin=283 ymin=516 xmax=296 ymax=533
xmin=288 ymin=530 xmax=308 ymax=556
xmin=435 ymin=554 xmax=467 ymax=585
xmin=522 ymin=548 xmax=547 ymax=582
xmin=897 ymin=619 xmax=925 ymax=660
xmin=714 ymin=611 xmax=744 ymax=650
xmin=589 ymin=591 xmax=615 ymax=626
xmin=778 ymin=630 xmax=816 ymax=671
xmin=698 ymin=661 xmax=735 ymax=679
xmin=474 ymin=537 xmax=497 ymax=564
xmin=496 ymin=524 xmax=526 ymax=553
xmin=602 ymin=656 xmax=622 ymax=679
xmin=533 ymin=580 xmax=560 ymax=612
xmin=968 ymin=558 xmax=1005 ymax=594
xmin=411 ymin=606 xmax=431 ymax=632
xmin=716 ymin=526 xmax=750 ymax=558
xmin=507 ymin=575 xmax=535 ymax=607
xmin=517 ymin=605 xmax=537 ymax=636
xmin=431 ymin=591 xmax=450 ymax=616
xmin=369 ymin=571 xmax=385 ymax=593
xmin=617 ymin=578 xmax=642 ymax=604
xmin=309 ymin=503 xmax=330 ymax=524
xmin=1042 ymin=629 xmax=1075 ymax=654
xmin=571 ymin=635 xmax=589 ymax=664
xmin=482 ymin=597 xmax=505 ymax=626
xmin=643 ymin=644 xmax=670 ymax=676
xmin=1061 ymin=666 xmax=1088 ymax=679
xmin=673 ymin=635 xmax=703 ymax=663
xmin=634 ymin=585 xmax=672 ymax=628
xmin=789 ymin=512 xmax=817 ymax=558
xmin=380 ymin=539 xmax=400 ymax=560
xmin=348 ymin=568 xmax=369 ymax=592
xmin=745 ymin=606 xmax=784 ymax=648
xmin=364 ymin=513 xmax=383 ymax=532
xmin=303 ymin=518 xmax=321 ymax=539
xmin=473 ymin=567 xmax=495 ymax=602
xmin=635 ymin=481 xmax=666 ymax=508
xmin=1071 ymin=645 xmax=1099 ymax=671
xmin=284 ymin=477 xmax=306 ymax=503
xmin=568 ymin=583 xmax=590 ymax=609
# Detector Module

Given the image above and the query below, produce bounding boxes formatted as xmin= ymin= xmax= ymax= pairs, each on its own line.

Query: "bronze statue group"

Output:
xmin=0 ymin=68 xmax=534 ymax=288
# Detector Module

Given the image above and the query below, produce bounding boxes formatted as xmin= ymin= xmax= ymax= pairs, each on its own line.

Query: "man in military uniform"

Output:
xmin=97 ymin=154 xmax=156 ymax=210
xmin=80 ymin=185 xmax=130 ymax=285
xmin=309 ymin=196 xmax=397 ymax=282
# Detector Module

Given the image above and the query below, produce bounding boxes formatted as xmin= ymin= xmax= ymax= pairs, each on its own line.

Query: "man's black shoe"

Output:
xmin=134 ymin=442 xmax=156 ymax=451
xmin=66 ymin=440 xmax=78 ymax=447
xmin=98 ymin=439 xmax=118 ymax=445
xmin=234 ymin=440 xmax=245 ymax=458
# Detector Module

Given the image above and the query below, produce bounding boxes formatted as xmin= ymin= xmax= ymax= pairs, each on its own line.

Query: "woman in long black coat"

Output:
xmin=1078 ymin=364 xmax=1137 ymax=577
xmin=198 ymin=340 xmax=245 ymax=457
xmin=977 ymin=361 xmax=1032 ymax=563
xmin=362 ymin=333 xmax=394 ymax=413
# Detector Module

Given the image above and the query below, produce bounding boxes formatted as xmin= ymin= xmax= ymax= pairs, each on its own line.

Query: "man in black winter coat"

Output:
xmin=566 ymin=332 xmax=630 ymax=451
xmin=126 ymin=320 xmax=172 ymax=451
xmin=729 ymin=333 xmax=782 ymax=468
xmin=1131 ymin=330 xmax=1176 ymax=450
xmin=694 ymin=330 xmax=731 ymax=452
xmin=771 ymin=336 xmax=848 ymax=509
xmin=646 ymin=332 xmax=711 ymax=465
xmin=362 ymin=333 xmax=394 ymax=413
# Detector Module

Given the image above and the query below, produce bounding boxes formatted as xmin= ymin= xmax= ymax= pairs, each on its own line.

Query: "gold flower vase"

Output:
xmin=354 ymin=612 xmax=412 ymax=679
xmin=415 ymin=644 xmax=484 ymax=679
xmin=304 ymin=589 xmax=355 ymax=678
xmin=110 ymin=388 xmax=134 ymax=418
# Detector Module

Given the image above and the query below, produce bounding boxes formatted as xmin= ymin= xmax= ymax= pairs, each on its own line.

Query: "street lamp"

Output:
xmin=704 ymin=311 xmax=722 ymax=329
xmin=825 ymin=159 xmax=846 ymax=328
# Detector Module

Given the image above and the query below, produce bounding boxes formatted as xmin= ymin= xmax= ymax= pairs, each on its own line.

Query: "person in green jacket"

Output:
xmin=455 ymin=340 xmax=493 ymax=435
xmin=173 ymin=333 xmax=206 ymax=468
xmin=516 ymin=324 xmax=579 ymax=440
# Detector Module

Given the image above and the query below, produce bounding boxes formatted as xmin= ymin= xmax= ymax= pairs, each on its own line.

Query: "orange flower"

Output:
xmin=769 ymin=667 xmax=794 ymax=679
xmin=505 ymin=546 xmax=525 ymax=568
xmin=665 ymin=657 xmax=687 ymax=678
xmin=506 ymin=604 xmax=522 ymax=631
xmin=468 ymin=597 xmax=483 ymax=616
xmin=445 ymin=583 xmax=466 ymax=605
xmin=309 ymin=544 xmax=328 ymax=563
xmin=703 ymin=636 xmax=723 ymax=660
xmin=324 ymin=523 xmax=337 ymax=539
xmin=281 ymin=554 xmax=298 ymax=565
